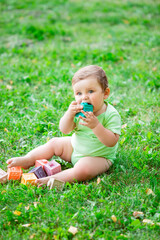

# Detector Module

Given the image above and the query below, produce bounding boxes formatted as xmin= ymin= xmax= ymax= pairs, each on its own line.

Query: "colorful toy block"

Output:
xmin=21 ymin=173 xmax=37 ymax=185
xmin=35 ymin=159 xmax=49 ymax=169
xmin=29 ymin=166 xmax=47 ymax=179
xmin=44 ymin=160 xmax=61 ymax=176
xmin=8 ymin=167 xmax=23 ymax=180
xmin=47 ymin=178 xmax=65 ymax=191
xmin=0 ymin=168 xmax=8 ymax=183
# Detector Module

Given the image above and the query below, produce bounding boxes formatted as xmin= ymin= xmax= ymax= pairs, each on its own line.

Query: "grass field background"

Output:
xmin=0 ymin=0 xmax=160 ymax=239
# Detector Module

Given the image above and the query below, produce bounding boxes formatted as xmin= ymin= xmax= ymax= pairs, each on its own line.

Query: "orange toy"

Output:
xmin=0 ymin=168 xmax=8 ymax=183
xmin=21 ymin=173 xmax=37 ymax=185
xmin=8 ymin=167 xmax=23 ymax=180
xmin=35 ymin=159 xmax=48 ymax=169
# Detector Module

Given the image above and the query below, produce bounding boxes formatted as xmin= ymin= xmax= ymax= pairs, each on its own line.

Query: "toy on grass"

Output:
xmin=8 ymin=167 xmax=23 ymax=180
xmin=35 ymin=159 xmax=48 ymax=169
xmin=76 ymin=102 xmax=93 ymax=118
xmin=0 ymin=168 xmax=8 ymax=183
xmin=47 ymin=178 xmax=65 ymax=191
xmin=29 ymin=166 xmax=47 ymax=179
xmin=21 ymin=173 xmax=37 ymax=185
xmin=44 ymin=160 xmax=61 ymax=176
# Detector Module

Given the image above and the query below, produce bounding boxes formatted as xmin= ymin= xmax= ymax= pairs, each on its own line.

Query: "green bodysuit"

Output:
xmin=71 ymin=103 xmax=121 ymax=165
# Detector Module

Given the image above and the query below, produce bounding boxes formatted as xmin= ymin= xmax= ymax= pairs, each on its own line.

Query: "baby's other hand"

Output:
xmin=6 ymin=158 xmax=19 ymax=168
xmin=79 ymin=111 xmax=99 ymax=129
xmin=68 ymin=101 xmax=83 ymax=117
xmin=35 ymin=176 xmax=50 ymax=188
xmin=6 ymin=156 xmax=32 ymax=169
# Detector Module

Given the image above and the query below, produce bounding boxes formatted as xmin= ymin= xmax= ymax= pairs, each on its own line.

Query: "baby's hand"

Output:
xmin=68 ymin=101 xmax=83 ymax=117
xmin=35 ymin=176 xmax=51 ymax=187
xmin=79 ymin=111 xmax=99 ymax=129
xmin=6 ymin=156 xmax=32 ymax=169
xmin=7 ymin=158 xmax=25 ymax=168
xmin=6 ymin=158 xmax=16 ymax=168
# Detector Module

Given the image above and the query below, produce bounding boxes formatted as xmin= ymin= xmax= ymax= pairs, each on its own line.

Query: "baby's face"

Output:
xmin=73 ymin=76 xmax=110 ymax=116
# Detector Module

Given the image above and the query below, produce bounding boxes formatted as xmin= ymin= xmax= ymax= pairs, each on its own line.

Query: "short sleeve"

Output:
xmin=102 ymin=105 xmax=121 ymax=135
xmin=105 ymin=113 xmax=121 ymax=135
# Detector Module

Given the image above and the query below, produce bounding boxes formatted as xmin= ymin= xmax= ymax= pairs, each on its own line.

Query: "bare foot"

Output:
xmin=35 ymin=176 xmax=51 ymax=187
xmin=6 ymin=156 xmax=34 ymax=169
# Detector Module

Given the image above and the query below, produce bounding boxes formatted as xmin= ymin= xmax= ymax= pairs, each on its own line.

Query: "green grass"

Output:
xmin=0 ymin=0 xmax=160 ymax=239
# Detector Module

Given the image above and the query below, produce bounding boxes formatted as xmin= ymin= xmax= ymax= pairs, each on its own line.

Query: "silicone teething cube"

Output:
xmin=21 ymin=173 xmax=37 ymax=185
xmin=0 ymin=168 xmax=8 ymax=183
xmin=44 ymin=160 xmax=61 ymax=176
xmin=8 ymin=167 xmax=23 ymax=180
xmin=35 ymin=159 xmax=48 ymax=169
xmin=76 ymin=102 xmax=93 ymax=118
xmin=47 ymin=178 xmax=65 ymax=191
xmin=29 ymin=166 xmax=47 ymax=179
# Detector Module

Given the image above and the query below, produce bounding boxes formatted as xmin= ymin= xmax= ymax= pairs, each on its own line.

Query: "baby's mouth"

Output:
xmin=81 ymin=102 xmax=92 ymax=105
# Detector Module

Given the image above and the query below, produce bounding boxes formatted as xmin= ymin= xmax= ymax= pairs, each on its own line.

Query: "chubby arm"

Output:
xmin=92 ymin=123 xmax=119 ymax=147
xmin=79 ymin=110 xmax=119 ymax=147
xmin=59 ymin=101 xmax=83 ymax=134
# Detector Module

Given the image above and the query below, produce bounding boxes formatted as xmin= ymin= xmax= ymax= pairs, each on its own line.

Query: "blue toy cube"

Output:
xmin=76 ymin=102 xmax=93 ymax=118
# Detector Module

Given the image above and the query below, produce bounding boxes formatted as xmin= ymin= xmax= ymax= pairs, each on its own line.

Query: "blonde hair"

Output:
xmin=72 ymin=65 xmax=108 ymax=91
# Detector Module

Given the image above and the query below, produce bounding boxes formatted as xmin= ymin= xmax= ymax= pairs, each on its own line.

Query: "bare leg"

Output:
xmin=6 ymin=137 xmax=73 ymax=169
xmin=36 ymin=156 xmax=112 ymax=186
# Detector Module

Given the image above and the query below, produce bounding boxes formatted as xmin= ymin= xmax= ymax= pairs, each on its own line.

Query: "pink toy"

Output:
xmin=0 ymin=168 xmax=8 ymax=183
xmin=35 ymin=159 xmax=49 ymax=169
xmin=44 ymin=160 xmax=61 ymax=176
xmin=8 ymin=167 xmax=23 ymax=180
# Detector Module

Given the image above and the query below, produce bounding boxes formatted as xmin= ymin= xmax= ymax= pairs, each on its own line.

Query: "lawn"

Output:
xmin=0 ymin=0 xmax=160 ymax=239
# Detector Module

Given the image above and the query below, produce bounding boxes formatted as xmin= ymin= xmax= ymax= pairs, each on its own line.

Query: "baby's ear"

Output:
xmin=104 ymin=88 xmax=110 ymax=99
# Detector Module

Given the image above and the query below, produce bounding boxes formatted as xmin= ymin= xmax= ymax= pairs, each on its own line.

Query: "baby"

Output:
xmin=6 ymin=65 xmax=121 ymax=187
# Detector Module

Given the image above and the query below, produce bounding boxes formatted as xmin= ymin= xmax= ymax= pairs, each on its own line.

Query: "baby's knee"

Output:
xmin=73 ymin=164 xmax=93 ymax=181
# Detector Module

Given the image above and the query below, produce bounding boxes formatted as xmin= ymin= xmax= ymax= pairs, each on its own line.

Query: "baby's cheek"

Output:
xmin=75 ymin=97 xmax=81 ymax=104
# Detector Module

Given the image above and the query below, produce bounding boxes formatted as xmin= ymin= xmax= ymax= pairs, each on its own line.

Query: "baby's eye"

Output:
xmin=76 ymin=92 xmax=82 ymax=95
xmin=88 ymin=90 xmax=94 ymax=93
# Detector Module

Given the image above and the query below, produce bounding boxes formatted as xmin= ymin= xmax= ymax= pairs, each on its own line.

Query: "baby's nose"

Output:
xmin=82 ymin=94 xmax=88 ymax=100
